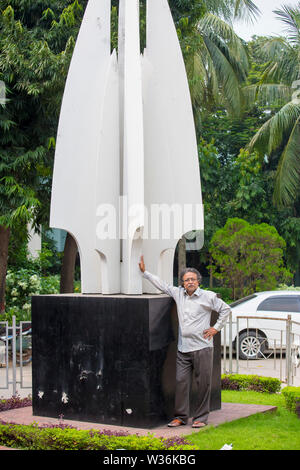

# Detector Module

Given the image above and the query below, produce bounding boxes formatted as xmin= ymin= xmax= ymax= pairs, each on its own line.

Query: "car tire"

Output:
xmin=238 ymin=331 xmax=267 ymax=360
xmin=16 ymin=350 xmax=32 ymax=365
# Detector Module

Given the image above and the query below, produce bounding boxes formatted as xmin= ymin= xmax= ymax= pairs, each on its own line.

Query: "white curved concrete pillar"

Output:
xmin=50 ymin=0 xmax=113 ymax=293
xmin=119 ymin=0 xmax=144 ymax=294
xmin=95 ymin=49 xmax=120 ymax=294
xmin=141 ymin=0 xmax=203 ymax=292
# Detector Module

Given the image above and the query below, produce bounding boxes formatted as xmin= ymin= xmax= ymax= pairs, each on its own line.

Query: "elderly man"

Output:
xmin=139 ymin=256 xmax=231 ymax=428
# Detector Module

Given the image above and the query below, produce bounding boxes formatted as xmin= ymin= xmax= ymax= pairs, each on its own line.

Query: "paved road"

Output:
xmin=222 ymin=357 xmax=300 ymax=387
xmin=0 ymin=362 xmax=32 ymax=399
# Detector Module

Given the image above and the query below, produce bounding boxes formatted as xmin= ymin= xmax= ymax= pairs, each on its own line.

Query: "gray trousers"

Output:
xmin=174 ymin=347 xmax=213 ymax=424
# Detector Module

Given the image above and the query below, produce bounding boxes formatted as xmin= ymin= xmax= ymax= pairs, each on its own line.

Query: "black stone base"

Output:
xmin=31 ymin=294 xmax=221 ymax=428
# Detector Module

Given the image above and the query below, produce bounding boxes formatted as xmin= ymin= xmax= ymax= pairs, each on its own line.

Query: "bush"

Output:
xmin=0 ymin=422 xmax=198 ymax=450
xmin=0 ymin=396 xmax=197 ymax=450
xmin=208 ymin=287 xmax=233 ymax=304
xmin=221 ymin=374 xmax=281 ymax=393
xmin=277 ymin=284 xmax=300 ymax=291
xmin=3 ymin=269 xmax=60 ymax=323
xmin=209 ymin=218 xmax=293 ymax=300
xmin=3 ymin=270 xmax=81 ymax=323
xmin=0 ymin=394 xmax=32 ymax=412
xmin=282 ymin=387 xmax=300 ymax=416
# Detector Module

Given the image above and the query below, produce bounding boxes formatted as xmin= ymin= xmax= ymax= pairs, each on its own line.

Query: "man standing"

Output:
xmin=139 ymin=256 xmax=231 ymax=428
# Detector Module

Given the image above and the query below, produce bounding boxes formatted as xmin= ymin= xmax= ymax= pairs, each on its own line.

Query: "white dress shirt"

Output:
xmin=143 ymin=270 xmax=231 ymax=353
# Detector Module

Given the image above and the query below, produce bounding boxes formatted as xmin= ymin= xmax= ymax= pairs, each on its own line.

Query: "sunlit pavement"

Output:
xmin=0 ymin=362 xmax=32 ymax=399
xmin=222 ymin=357 xmax=300 ymax=387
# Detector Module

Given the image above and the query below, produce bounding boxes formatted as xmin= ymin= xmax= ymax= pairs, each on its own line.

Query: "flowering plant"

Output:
xmin=4 ymin=269 xmax=60 ymax=322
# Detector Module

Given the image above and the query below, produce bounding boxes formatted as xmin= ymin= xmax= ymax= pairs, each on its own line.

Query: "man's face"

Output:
xmin=182 ymin=272 xmax=199 ymax=295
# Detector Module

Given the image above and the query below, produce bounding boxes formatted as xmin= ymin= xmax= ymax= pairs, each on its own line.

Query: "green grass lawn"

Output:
xmin=186 ymin=390 xmax=300 ymax=450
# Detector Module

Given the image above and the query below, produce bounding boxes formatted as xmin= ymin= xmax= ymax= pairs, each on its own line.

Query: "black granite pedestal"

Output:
xmin=31 ymin=294 xmax=221 ymax=428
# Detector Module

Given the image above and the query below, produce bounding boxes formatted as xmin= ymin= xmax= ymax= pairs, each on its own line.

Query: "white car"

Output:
xmin=224 ymin=291 xmax=300 ymax=360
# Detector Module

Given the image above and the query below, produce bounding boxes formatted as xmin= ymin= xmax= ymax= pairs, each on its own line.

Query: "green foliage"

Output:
xmin=3 ymin=269 xmax=60 ymax=322
xmin=198 ymin=137 xmax=299 ymax=283
xmin=198 ymin=139 xmax=279 ymax=240
xmin=205 ymin=286 xmax=233 ymax=304
xmin=198 ymin=139 xmax=227 ymax=244
xmin=0 ymin=1 xmax=83 ymax=232
xmin=221 ymin=374 xmax=281 ymax=394
xmin=2 ymin=240 xmax=73 ymax=322
xmin=282 ymin=386 xmax=300 ymax=414
xmin=277 ymin=284 xmax=300 ymax=291
xmin=0 ymin=423 xmax=199 ymax=450
xmin=2 ymin=258 xmax=80 ymax=323
xmin=245 ymin=6 xmax=300 ymax=208
xmin=187 ymin=12 xmax=249 ymax=123
xmin=199 ymin=106 xmax=269 ymax=160
xmin=168 ymin=0 xmax=207 ymax=28
xmin=209 ymin=218 xmax=293 ymax=299
xmin=277 ymin=217 xmax=300 ymax=274
xmin=228 ymin=149 xmax=267 ymax=220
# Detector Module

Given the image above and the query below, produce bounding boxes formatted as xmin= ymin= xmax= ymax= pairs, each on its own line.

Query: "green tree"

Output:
xmin=185 ymin=1 xmax=259 ymax=124
xmin=198 ymin=29 xmax=300 ymax=285
xmin=278 ymin=217 xmax=300 ymax=286
xmin=227 ymin=148 xmax=268 ymax=221
xmin=245 ymin=4 xmax=300 ymax=208
xmin=209 ymin=218 xmax=293 ymax=299
xmin=0 ymin=1 xmax=82 ymax=312
xmin=197 ymin=138 xmax=232 ymax=285
xmin=184 ymin=10 xmax=251 ymax=129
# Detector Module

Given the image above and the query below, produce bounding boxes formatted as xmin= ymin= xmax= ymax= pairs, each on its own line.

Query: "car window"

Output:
xmin=257 ymin=296 xmax=300 ymax=313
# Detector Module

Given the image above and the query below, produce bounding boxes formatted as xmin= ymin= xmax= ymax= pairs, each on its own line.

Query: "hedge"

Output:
xmin=221 ymin=374 xmax=281 ymax=393
xmin=0 ymin=422 xmax=198 ymax=451
xmin=0 ymin=394 xmax=32 ymax=412
xmin=282 ymin=386 xmax=300 ymax=417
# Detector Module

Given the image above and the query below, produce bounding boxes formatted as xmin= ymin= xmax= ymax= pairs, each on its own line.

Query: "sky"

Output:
xmin=233 ymin=0 xmax=300 ymax=41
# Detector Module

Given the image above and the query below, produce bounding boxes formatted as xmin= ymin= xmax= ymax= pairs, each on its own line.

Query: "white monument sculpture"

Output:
xmin=50 ymin=0 xmax=203 ymax=295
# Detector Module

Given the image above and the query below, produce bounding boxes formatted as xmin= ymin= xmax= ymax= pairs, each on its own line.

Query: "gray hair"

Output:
xmin=180 ymin=267 xmax=202 ymax=285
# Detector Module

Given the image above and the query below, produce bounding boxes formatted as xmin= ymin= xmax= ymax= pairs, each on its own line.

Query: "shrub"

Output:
xmin=221 ymin=374 xmax=281 ymax=393
xmin=277 ymin=284 xmax=300 ymax=291
xmin=0 ymin=422 xmax=199 ymax=450
xmin=282 ymin=386 xmax=300 ymax=416
xmin=3 ymin=268 xmax=81 ymax=324
xmin=208 ymin=287 xmax=233 ymax=304
xmin=3 ymin=269 xmax=60 ymax=322
xmin=0 ymin=396 xmax=197 ymax=450
xmin=0 ymin=394 xmax=32 ymax=412
xmin=0 ymin=396 xmax=196 ymax=450
xmin=209 ymin=218 xmax=293 ymax=300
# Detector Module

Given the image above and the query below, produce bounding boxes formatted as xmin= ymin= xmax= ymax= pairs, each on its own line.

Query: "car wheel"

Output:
xmin=238 ymin=331 xmax=267 ymax=360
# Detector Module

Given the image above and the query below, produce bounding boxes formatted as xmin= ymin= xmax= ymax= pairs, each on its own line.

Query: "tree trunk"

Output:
xmin=0 ymin=225 xmax=11 ymax=315
xmin=177 ymin=236 xmax=186 ymax=285
xmin=60 ymin=232 xmax=78 ymax=293
xmin=209 ymin=255 xmax=213 ymax=288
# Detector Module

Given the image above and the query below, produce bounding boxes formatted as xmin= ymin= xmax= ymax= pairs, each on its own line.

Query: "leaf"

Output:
xmin=274 ymin=116 xmax=300 ymax=207
xmin=248 ymin=101 xmax=300 ymax=155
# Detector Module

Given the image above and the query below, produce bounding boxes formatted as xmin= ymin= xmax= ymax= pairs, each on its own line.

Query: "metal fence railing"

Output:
xmin=222 ymin=313 xmax=300 ymax=386
xmin=1 ymin=314 xmax=300 ymax=396
xmin=0 ymin=316 xmax=32 ymax=396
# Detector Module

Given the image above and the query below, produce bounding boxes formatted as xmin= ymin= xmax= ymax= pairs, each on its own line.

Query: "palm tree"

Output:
xmin=205 ymin=0 xmax=259 ymax=23
xmin=246 ymin=4 xmax=300 ymax=208
xmin=182 ymin=0 xmax=260 ymax=131
xmin=176 ymin=0 xmax=259 ymax=273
